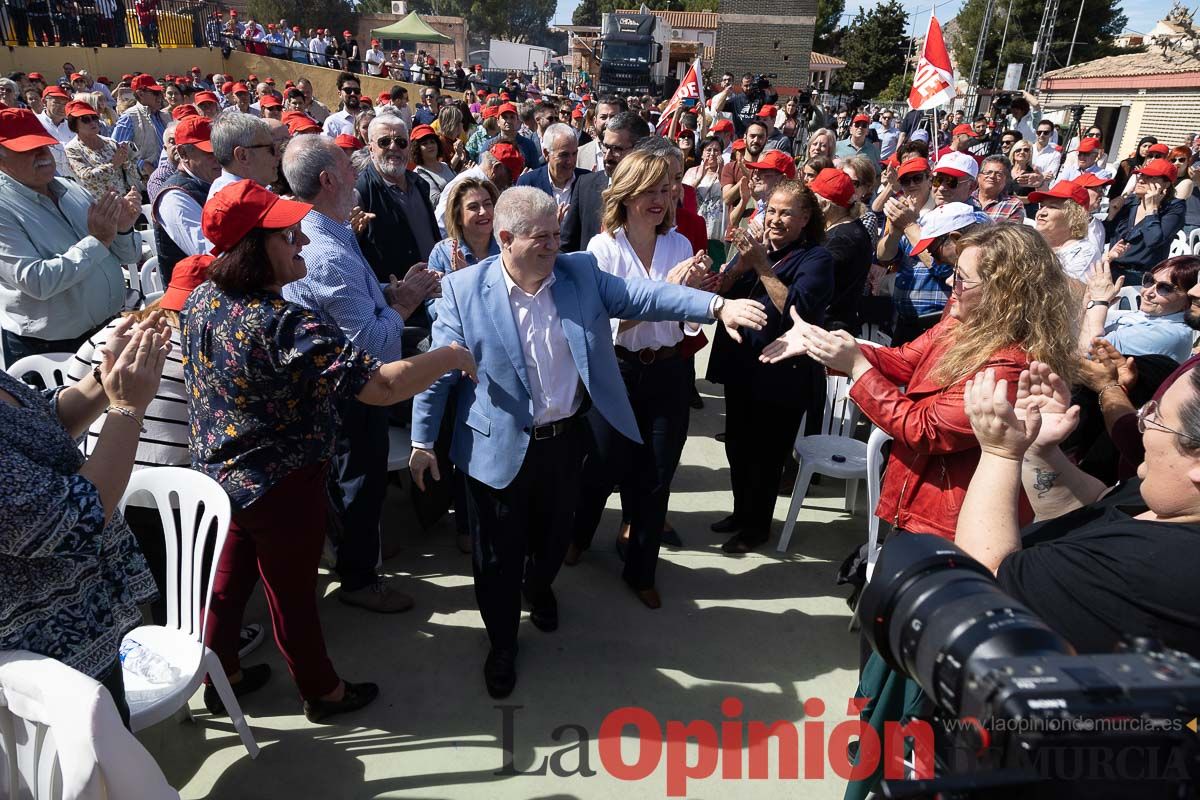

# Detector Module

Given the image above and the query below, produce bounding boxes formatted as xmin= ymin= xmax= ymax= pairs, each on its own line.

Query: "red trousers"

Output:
xmin=204 ymin=462 xmax=340 ymax=701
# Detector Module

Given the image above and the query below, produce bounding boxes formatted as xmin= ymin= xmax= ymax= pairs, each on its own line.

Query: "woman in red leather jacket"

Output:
xmin=760 ymin=223 xmax=1078 ymax=539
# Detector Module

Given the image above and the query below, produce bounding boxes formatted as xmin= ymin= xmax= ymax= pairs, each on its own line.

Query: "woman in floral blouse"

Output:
xmin=183 ymin=180 xmax=475 ymax=723
xmin=64 ymin=99 xmax=142 ymax=200
xmin=1 ymin=314 xmax=171 ymax=727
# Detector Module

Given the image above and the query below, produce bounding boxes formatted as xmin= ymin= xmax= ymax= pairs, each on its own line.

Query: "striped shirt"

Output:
xmin=65 ymin=318 xmax=190 ymax=469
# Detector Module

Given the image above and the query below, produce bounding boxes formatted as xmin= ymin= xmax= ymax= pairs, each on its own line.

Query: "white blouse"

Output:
xmin=587 ymin=228 xmax=696 ymax=352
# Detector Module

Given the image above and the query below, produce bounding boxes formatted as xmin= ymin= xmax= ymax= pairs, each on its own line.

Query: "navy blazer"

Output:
xmin=561 ymin=170 xmax=609 ymax=253
xmin=1108 ymin=197 xmax=1186 ymax=273
xmin=411 ymin=252 xmax=717 ymax=489
xmin=515 ymin=165 xmax=590 ymax=198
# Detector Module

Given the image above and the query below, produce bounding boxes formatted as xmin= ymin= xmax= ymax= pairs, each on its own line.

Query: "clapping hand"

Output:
xmin=666 ymin=251 xmax=712 ymax=286
xmin=349 ymin=205 xmax=377 ymax=235
xmin=1102 ymin=239 xmax=1129 ymax=269
xmin=715 ymin=298 xmax=768 ymax=344
xmin=86 ymin=191 xmax=122 ymax=245
xmin=964 ymin=368 xmax=1042 ymax=461
xmin=883 ymin=195 xmax=918 ymax=229
xmin=730 ymin=227 xmax=768 ymax=272
xmin=1089 ymin=338 xmax=1137 ymax=390
xmin=449 ymin=239 xmax=468 ymax=272
xmin=1086 ymin=258 xmax=1123 ymax=304
xmin=1012 ymin=361 xmax=1080 ymax=451
xmin=117 ymin=187 xmax=141 ymax=232
xmin=98 ymin=326 xmax=171 ymax=415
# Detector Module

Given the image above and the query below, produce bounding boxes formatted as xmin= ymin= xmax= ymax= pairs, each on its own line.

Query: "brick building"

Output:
xmin=713 ymin=0 xmax=817 ymax=90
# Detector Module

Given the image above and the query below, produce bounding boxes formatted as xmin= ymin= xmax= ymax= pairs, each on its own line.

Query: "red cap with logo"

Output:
xmin=1147 ymin=142 xmax=1170 ymax=156
xmin=0 ymin=108 xmax=59 ymax=151
xmin=203 ymin=180 xmax=312 ymax=255
xmin=489 ymin=141 xmax=525 ymax=178
xmin=171 ymin=103 xmax=199 ymax=121
xmin=743 ymin=149 xmax=797 ymax=179
xmin=160 ymin=254 xmax=214 ymax=312
xmin=481 ymin=105 xmax=500 ymax=120
xmin=130 ymin=74 xmax=162 ymax=93
xmin=809 ymin=167 xmax=855 ymax=207
xmin=1028 ymin=180 xmax=1088 ymax=206
xmin=174 ymin=115 xmax=213 ymax=152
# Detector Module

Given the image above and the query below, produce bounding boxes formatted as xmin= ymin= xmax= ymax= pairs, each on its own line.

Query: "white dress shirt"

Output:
xmin=37 ymin=113 xmax=74 ymax=178
xmin=155 ymin=183 xmax=211 ymax=257
xmin=1055 ymin=238 xmax=1100 ymax=281
xmin=587 ymin=228 xmax=694 ymax=351
xmin=500 ymin=264 xmax=582 ymax=426
xmin=322 ymin=109 xmax=356 ymax=137
xmin=365 ymin=48 xmax=386 ymax=76
xmin=1033 ymin=142 xmax=1062 ymax=177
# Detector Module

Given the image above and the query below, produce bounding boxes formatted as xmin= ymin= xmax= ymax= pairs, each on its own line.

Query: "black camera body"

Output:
xmin=991 ymin=91 xmax=1014 ymax=120
xmin=859 ymin=534 xmax=1200 ymax=799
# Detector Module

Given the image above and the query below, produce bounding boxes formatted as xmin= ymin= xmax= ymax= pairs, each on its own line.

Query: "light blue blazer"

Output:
xmin=411 ymin=251 xmax=716 ymax=489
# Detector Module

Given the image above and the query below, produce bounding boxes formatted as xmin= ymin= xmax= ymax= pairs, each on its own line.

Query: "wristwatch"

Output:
xmin=711 ymin=296 xmax=725 ymax=318
xmin=1086 ymin=299 xmax=1111 ymax=310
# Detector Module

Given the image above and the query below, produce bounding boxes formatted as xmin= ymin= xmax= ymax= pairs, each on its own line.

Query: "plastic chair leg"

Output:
xmin=776 ymin=463 xmax=815 ymax=553
xmin=844 ymin=478 xmax=860 ymax=515
xmin=203 ymin=650 xmax=260 ymax=759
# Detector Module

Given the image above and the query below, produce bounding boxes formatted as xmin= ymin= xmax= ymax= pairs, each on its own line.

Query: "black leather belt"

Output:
xmin=531 ymin=415 xmax=577 ymax=441
xmin=615 ymin=344 xmax=679 ymax=365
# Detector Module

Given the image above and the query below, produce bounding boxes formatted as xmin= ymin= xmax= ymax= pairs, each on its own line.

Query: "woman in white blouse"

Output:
xmin=571 ymin=149 xmax=710 ymax=609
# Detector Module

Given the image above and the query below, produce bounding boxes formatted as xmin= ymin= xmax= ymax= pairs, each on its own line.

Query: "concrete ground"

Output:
xmin=139 ymin=344 xmax=868 ymax=800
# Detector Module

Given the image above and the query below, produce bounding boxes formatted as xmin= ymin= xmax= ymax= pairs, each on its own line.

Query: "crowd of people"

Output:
xmin=2 ymin=55 xmax=1200 ymax=793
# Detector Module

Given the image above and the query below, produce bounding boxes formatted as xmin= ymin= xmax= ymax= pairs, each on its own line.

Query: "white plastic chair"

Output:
xmin=142 ymin=291 xmax=165 ymax=307
xmin=139 ymin=259 xmax=163 ymax=297
xmin=6 ymin=353 xmax=74 ymax=391
xmin=116 ymin=467 xmax=259 ymax=759
xmin=1169 ymin=230 xmax=1189 ymax=257
xmin=1188 ymin=228 xmax=1200 ymax=255
xmin=1116 ymin=285 xmax=1141 ymax=311
xmin=777 ymin=373 xmax=867 ymax=553
xmin=387 ymin=425 xmax=412 ymax=472
xmin=863 ymin=427 xmax=893 ymax=583
xmin=0 ymin=651 xmax=178 ymax=800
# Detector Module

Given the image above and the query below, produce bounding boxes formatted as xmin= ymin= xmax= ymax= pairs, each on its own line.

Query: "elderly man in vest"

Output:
xmin=151 ymin=115 xmax=218 ymax=283
xmin=112 ymin=73 xmax=171 ymax=181
xmin=0 ymin=108 xmax=141 ymax=364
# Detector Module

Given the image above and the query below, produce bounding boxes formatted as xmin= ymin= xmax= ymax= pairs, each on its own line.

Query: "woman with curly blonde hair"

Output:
xmin=759 ymin=222 xmax=1078 ymax=539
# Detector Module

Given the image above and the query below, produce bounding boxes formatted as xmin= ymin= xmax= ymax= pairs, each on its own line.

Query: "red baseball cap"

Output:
xmin=710 ymin=118 xmax=733 ymax=133
xmin=69 ymin=72 xmax=84 ymax=82
xmin=221 ymin=81 xmax=234 ymax=94
xmin=809 ymin=168 xmax=855 ymax=207
xmin=191 ymin=66 xmax=201 ymax=73
xmin=1147 ymin=143 xmax=1170 ymax=156
xmin=952 ymin=123 xmax=975 ymax=136
xmin=376 ymin=91 xmax=390 ymax=104
xmin=171 ymin=103 xmax=199 ymax=121
xmin=1077 ymin=137 xmax=1102 ymax=153
xmin=744 ymin=149 xmax=797 ymax=179
xmin=232 ymin=82 xmax=250 ymax=94
xmin=497 ymin=102 xmax=518 ymax=116
xmin=282 ymin=111 xmax=320 ymax=135
xmin=896 ymin=157 xmax=930 ymax=178
xmin=130 ymin=74 xmax=162 ymax=93
xmin=334 ymin=134 xmax=364 ymax=150
xmin=247 ymin=74 xmax=259 ymax=82
xmin=27 ymin=72 xmax=44 ymax=81
xmin=266 ymin=77 xmax=276 ymax=85
xmin=343 ymin=29 xmax=352 ymax=36
xmin=0 ymin=108 xmax=59 ymax=151
xmin=481 ymin=105 xmax=500 ymax=120
xmin=371 ymin=38 xmax=379 ymax=45
xmin=489 ymin=141 xmax=525 ymax=178
xmin=731 ymin=138 xmax=746 ymax=151
xmin=1136 ymin=158 xmax=1179 ymax=180
xmin=259 ymin=95 xmax=282 ymax=108
xmin=174 ymin=115 xmax=213 ymax=152
xmin=852 ymin=113 xmax=872 ymax=125
xmin=64 ymin=99 xmax=97 ymax=117
xmin=1073 ymin=172 xmax=1113 ymax=189
xmin=1028 ymin=180 xmax=1088 ymax=206
xmin=411 ymin=124 xmax=438 ymax=142
xmin=195 ymin=91 xmax=219 ymax=106
xmin=42 ymin=85 xmax=69 ymax=100
xmin=756 ymin=104 xmax=777 ymax=118
xmin=160 ymin=254 xmax=214 ymax=312
xmin=203 ymin=180 xmax=312 ymax=255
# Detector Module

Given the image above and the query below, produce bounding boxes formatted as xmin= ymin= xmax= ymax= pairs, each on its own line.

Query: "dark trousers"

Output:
xmin=724 ymin=381 xmax=807 ymax=536
xmin=9 ymin=8 xmax=30 ymax=44
xmin=204 ymin=463 xmax=340 ymax=701
xmin=2 ymin=327 xmax=96 ymax=370
xmin=331 ymin=399 xmax=388 ymax=592
xmin=30 ymin=12 xmax=52 ymax=43
xmin=97 ymin=658 xmax=131 ymax=729
xmin=463 ymin=421 xmax=584 ymax=651
xmin=573 ymin=355 xmax=690 ymax=589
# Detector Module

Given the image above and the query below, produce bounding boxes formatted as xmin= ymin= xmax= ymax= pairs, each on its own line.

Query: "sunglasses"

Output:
xmin=375 ymin=135 xmax=409 ymax=149
xmin=899 ymin=173 xmax=927 ymax=187
xmin=77 ymin=114 xmax=99 ymax=124
xmin=1142 ymin=273 xmax=1180 ymax=296
xmin=952 ymin=267 xmax=982 ymax=293
xmin=932 ymin=174 xmax=960 ymax=189
xmin=342 ymin=87 xmax=361 ymax=94
xmin=1172 ymin=157 xmax=1190 ymax=164
xmin=278 ymin=227 xmax=300 ymax=245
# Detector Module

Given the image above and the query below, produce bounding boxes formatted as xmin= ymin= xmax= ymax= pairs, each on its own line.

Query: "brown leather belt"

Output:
xmin=615 ymin=344 xmax=679 ymax=365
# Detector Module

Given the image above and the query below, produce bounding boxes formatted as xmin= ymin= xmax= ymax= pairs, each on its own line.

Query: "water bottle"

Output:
xmin=119 ymin=638 xmax=182 ymax=684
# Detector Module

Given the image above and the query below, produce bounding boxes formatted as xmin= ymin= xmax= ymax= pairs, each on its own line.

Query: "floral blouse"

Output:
xmin=0 ymin=371 xmax=156 ymax=680
xmin=181 ymin=281 xmax=379 ymax=511
xmin=65 ymin=135 xmax=144 ymax=200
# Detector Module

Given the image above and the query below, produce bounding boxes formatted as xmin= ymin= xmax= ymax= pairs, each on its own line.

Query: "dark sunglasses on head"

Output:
xmin=376 ymin=135 xmax=408 ymax=149
xmin=899 ymin=173 xmax=927 ymax=187
xmin=932 ymin=174 xmax=960 ymax=189
xmin=1142 ymin=273 xmax=1180 ymax=296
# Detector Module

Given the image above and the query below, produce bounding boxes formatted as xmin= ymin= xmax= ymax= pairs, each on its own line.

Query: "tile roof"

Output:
xmin=614 ymin=9 xmax=719 ymax=29
xmin=810 ymin=51 xmax=847 ymax=67
xmin=1043 ymin=48 xmax=1200 ymax=80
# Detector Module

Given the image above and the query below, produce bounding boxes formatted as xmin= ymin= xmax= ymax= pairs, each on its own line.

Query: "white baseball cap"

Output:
xmin=911 ymin=202 xmax=990 ymax=256
xmin=934 ymin=151 xmax=979 ymax=180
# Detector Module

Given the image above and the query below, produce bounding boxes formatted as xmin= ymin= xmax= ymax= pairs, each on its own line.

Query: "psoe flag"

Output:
xmin=658 ymin=58 xmax=705 ymax=134
xmin=909 ymin=15 xmax=956 ymax=111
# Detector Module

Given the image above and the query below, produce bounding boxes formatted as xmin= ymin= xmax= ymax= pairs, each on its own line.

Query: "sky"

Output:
xmin=550 ymin=0 xmax=1179 ymax=42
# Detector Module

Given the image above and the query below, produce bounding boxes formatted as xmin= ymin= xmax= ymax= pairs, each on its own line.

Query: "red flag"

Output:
xmin=658 ymin=59 xmax=704 ymax=134
xmin=909 ymin=15 xmax=955 ymax=111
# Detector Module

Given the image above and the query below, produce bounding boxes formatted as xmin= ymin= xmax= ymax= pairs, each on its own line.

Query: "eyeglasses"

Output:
xmin=243 ymin=142 xmax=277 ymax=155
xmin=342 ymin=87 xmax=360 ymax=95
xmin=375 ymin=136 xmax=409 ymax=149
xmin=1141 ymin=273 xmax=1180 ymax=296
xmin=952 ymin=267 xmax=982 ymax=293
xmin=76 ymin=114 xmax=99 ymax=124
xmin=931 ymin=174 xmax=960 ymax=189
xmin=598 ymin=141 xmax=630 ymax=155
xmin=277 ymin=227 xmax=300 ymax=245
xmin=899 ymin=173 xmax=927 ymax=187
xmin=1137 ymin=400 xmax=1199 ymax=444
xmin=979 ymin=170 xmax=1006 ymax=179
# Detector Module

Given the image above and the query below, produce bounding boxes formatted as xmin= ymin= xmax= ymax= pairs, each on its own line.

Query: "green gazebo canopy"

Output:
xmin=371 ymin=12 xmax=453 ymax=43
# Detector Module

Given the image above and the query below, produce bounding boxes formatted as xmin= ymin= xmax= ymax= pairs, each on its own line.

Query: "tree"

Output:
xmin=878 ymin=72 xmax=910 ymax=101
xmin=952 ymin=0 xmax=1128 ymax=90
xmin=814 ymin=0 xmax=845 ymax=52
xmin=833 ymin=0 xmax=909 ymax=96
xmin=573 ymin=0 xmax=602 ymax=26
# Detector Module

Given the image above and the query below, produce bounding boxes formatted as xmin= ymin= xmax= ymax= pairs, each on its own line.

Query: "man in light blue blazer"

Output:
xmin=409 ymin=187 xmax=766 ymax=698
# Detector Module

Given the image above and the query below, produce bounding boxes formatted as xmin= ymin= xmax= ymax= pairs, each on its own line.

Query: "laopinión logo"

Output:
xmin=494 ymin=696 xmax=934 ymax=796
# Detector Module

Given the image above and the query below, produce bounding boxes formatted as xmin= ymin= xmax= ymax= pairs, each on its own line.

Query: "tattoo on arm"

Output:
xmin=1033 ymin=467 xmax=1061 ymax=499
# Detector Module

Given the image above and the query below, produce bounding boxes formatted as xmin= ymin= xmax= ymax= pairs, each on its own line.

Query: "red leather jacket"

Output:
xmin=848 ymin=320 xmax=1033 ymax=538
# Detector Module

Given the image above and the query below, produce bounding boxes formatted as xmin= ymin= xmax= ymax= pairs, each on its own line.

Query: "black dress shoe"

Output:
xmin=484 ymin=646 xmax=518 ymax=698
xmin=303 ymin=680 xmax=379 ymax=723
xmin=661 ymin=526 xmax=683 ymax=547
xmin=710 ymin=514 xmax=741 ymax=534
xmin=563 ymin=542 xmax=585 ymax=566
xmin=204 ymin=663 xmax=271 ymax=716
xmin=523 ymin=586 xmax=558 ymax=632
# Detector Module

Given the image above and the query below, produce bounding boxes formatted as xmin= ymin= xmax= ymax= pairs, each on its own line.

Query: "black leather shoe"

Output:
xmin=710 ymin=514 xmax=741 ymax=534
xmin=204 ymin=663 xmax=271 ymax=716
xmin=523 ymin=586 xmax=558 ymax=632
xmin=303 ymin=680 xmax=379 ymax=723
xmin=484 ymin=647 xmax=518 ymax=698
xmin=661 ymin=526 xmax=683 ymax=547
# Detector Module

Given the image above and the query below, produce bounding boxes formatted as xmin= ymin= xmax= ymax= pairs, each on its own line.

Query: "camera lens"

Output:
xmin=858 ymin=533 xmax=1073 ymax=714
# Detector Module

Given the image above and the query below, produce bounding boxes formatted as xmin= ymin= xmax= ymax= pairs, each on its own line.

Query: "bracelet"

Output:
xmin=106 ymin=405 xmax=146 ymax=432
xmin=1099 ymin=383 xmax=1128 ymax=399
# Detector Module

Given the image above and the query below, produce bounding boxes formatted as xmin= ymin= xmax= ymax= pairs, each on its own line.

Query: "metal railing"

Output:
xmin=0 ymin=0 xmax=214 ymax=48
